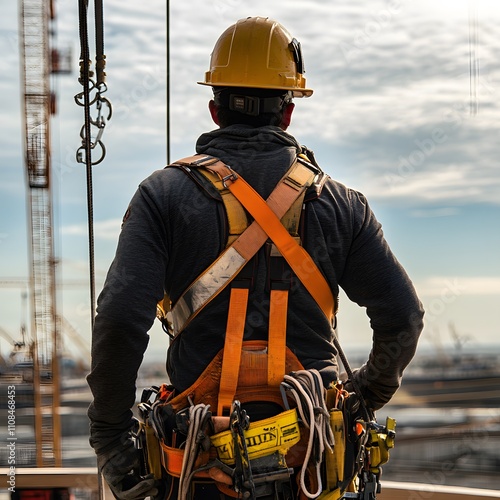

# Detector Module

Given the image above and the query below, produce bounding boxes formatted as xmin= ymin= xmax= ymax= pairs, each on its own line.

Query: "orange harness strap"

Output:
xmin=267 ymin=289 xmax=288 ymax=386
xmin=217 ymin=287 xmax=249 ymax=416
xmin=204 ymin=162 xmax=337 ymax=320
xmin=217 ymin=287 xmax=288 ymax=414
xmin=207 ymin=159 xmax=336 ymax=412
xmin=169 ymin=156 xmax=317 ymax=336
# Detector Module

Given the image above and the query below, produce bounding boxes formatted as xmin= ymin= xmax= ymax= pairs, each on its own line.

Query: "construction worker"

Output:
xmin=87 ymin=16 xmax=424 ymax=499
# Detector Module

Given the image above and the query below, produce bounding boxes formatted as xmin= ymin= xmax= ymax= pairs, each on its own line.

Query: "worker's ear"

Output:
xmin=280 ymin=102 xmax=295 ymax=130
xmin=209 ymin=100 xmax=220 ymax=126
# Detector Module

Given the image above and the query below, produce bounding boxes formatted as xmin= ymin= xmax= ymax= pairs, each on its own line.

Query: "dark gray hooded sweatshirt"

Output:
xmin=87 ymin=125 xmax=424 ymax=453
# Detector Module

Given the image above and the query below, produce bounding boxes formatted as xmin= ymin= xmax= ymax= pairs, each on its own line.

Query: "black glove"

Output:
xmin=344 ymin=365 xmax=386 ymax=412
xmin=97 ymin=434 xmax=163 ymax=500
xmin=343 ymin=390 xmax=374 ymax=424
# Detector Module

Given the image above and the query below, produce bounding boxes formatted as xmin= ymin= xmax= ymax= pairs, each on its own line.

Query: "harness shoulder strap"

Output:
xmin=205 ymin=161 xmax=337 ymax=321
xmin=161 ymin=155 xmax=319 ymax=336
xmin=156 ymin=153 xmax=326 ymax=333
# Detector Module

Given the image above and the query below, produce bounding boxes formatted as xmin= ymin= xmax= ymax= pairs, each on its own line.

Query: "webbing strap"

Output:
xmin=199 ymin=168 xmax=248 ymax=246
xmin=170 ymin=157 xmax=317 ymax=335
xmin=217 ymin=287 xmax=249 ymax=416
xmin=205 ymin=163 xmax=336 ymax=321
xmin=267 ymin=289 xmax=288 ymax=386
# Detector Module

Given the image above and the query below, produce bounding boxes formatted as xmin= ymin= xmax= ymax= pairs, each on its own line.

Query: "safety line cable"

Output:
xmin=75 ymin=0 xmax=111 ymax=329
xmin=94 ymin=0 xmax=105 ymax=86
xmin=77 ymin=0 xmax=96 ymax=332
xmin=332 ymin=333 xmax=372 ymax=423
xmin=166 ymin=0 xmax=171 ymax=165
xmin=76 ymin=1 xmax=110 ymax=498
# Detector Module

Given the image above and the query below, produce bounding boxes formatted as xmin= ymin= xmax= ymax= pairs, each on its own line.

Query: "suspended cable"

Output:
xmin=95 ymin=0 xmax=106 ymax=87
xmin=166 ymin=0 xmax=171 ymax=165
xmin=75 ymin=1 xmax=111 ymax=497
xmin=75 ymin=0 xmax=112 ymax=331
xmin=76 ymin=0 xmax=96 ymax=331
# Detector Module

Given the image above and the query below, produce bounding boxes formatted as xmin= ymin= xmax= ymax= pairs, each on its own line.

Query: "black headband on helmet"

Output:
xmin=213 ymin=88 xmax=293 ymax=117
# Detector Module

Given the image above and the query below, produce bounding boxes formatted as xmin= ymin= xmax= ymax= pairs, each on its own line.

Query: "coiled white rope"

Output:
xmin=282 ymin=370 xmax=335 ymax=498
xmin=178 ymin=403 xmax=212 ymax=499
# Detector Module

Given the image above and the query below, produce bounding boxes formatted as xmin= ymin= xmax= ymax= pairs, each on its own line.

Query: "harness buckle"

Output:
xmin=222 ymin=169 xmax=238 ymax=188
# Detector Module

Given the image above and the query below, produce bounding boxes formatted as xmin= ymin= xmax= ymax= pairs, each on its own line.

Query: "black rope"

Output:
xmin=332 ymin=332 xmax=372 ymax=422
xmin=95 ymin=0 xmax=106 ymax=86
xmin=76 ymin=1 xmax=106 ymax=494
xmin=77 ymin=0 xmax=97 ymax=332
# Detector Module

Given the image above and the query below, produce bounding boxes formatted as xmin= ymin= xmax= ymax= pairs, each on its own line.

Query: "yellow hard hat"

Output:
xmin=198 ymin=17 xmax=313 ymax=97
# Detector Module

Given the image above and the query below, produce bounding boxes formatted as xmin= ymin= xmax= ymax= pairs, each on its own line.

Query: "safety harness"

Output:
xmin=138 ymin=153 xmax=396 ymax=499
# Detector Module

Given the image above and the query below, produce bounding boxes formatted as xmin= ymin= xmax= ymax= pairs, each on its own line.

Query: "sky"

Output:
xmin=1 ymin=0 xmax=499 ymax=368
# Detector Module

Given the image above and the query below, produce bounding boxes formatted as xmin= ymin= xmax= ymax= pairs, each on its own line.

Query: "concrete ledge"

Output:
xmin=0 ymin=468 xmax=98 ymax=489
xmin=379 ymin=481 xmax=500 ymax=499
xmin=2 ymin=470 xmax=499 ymax=499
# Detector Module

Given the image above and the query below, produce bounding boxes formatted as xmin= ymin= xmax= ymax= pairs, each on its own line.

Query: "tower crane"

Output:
xmin=18 ymin=0 xmax=69 ymax=467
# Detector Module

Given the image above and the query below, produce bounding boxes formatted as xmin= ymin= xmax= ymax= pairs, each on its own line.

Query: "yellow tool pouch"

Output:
xmin=318 ymin=384 xmax=397 ymax=499
xmin=368 ymin=416 xmax=397 ymax=472
xmin=311 ymin=385 xmax=348 ymax=499
xmin=133 ymin=417 xmax=164 ymax=481
xmin=210 ymin=408 xmax=301 ymax=464
xmin=144 ymin=421 xmax=163 ymax=480
xmin=324 ymin=410 xmax=346 ymax=487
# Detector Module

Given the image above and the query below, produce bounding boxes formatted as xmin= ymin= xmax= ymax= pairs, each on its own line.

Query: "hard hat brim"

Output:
xmin=197 ymin=81 xmax=313 ymax=98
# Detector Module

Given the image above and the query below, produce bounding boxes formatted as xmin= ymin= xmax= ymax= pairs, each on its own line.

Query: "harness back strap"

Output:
xmin=170 ymin=155 xmax=318 ymax=336
xmin=217 ymin=287 xmax=248 ymax=415
xmin=267 ymin=289 xmax=288 ymax=386
xmin=205 ymin=161 xmax=337 ymax=320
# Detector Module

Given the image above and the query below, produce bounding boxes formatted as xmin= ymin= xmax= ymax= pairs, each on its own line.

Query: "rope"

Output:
xmin=333 ymin=333 xmax=372 ymax=423
xmin=94 ymin=0 xmax=106 ymax=86
xmin=76 ymin=1 xmax=109 ymax=497
xmin=178 ymin=403 xmax=212 ymax=499
xmin=282 ymin=370 xmax=334 ymax=499
xmin=77 ymin=0 xmax=96 ymax=333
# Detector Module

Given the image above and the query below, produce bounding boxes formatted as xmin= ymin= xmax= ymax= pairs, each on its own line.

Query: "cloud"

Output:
xmin=62 ymin=218 xmax=122 ymax=241
xmin=416 ymin=276 xmax=500 ymax=297
xmin=372 ymin=164 xmax=494 ymax=202
xmin=4 ymin=0 xmax=500 ymax=213
xmin=410 ymin=207 xmax=460 ymax=217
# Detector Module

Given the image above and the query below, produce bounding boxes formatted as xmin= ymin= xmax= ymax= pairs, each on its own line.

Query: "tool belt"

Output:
xmin=136 ymin=362 xmax=396 ymax=499
xmin=137 ymin=340 xmax=309 ymax=498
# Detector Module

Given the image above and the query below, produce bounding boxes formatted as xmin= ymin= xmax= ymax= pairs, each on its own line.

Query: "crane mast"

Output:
xmin=19 ymin=0 xmax=62 ymax=467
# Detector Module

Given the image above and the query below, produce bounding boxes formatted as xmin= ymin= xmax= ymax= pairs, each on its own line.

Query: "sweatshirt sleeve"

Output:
xmin=340 ymin=190 xmax=424 ymax=410
xmin=87 ymin=182 xmax=168 ymax=454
